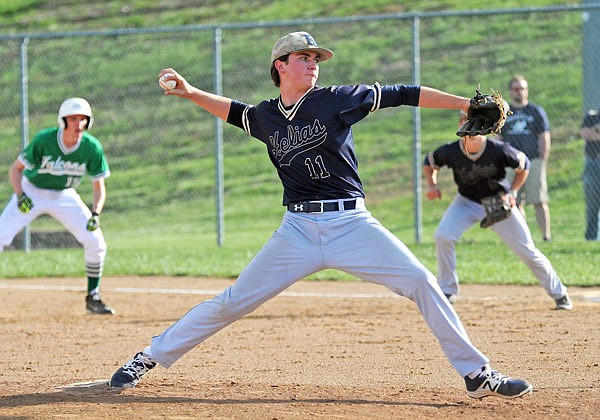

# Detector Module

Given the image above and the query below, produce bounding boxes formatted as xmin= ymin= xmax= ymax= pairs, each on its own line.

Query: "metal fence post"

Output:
xmin=582 ymin=0 xmax=600 ymax=112
xmin=19 ymin=36 xmax=31 ymax=252
xmin=214 ymin=27 xmax=225 ymax=247
xmin=412 ymin=16 xmax=422 ymax=244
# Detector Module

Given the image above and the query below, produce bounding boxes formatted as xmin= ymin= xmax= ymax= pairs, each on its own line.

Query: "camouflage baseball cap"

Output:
xmin=271 ymin=31 xmax=334 ymax=63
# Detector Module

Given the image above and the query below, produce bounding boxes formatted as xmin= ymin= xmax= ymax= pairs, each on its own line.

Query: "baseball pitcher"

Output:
xmin=109 ymin=31 xmax=532 ymax=399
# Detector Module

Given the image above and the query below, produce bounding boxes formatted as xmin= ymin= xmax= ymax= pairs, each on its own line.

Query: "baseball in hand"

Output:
xmin=159 ymin=73 xmax=177 ymax=90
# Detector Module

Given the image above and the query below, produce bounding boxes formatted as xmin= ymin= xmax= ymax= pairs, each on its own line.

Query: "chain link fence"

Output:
xmin=0 ymin=4 xmax=599 ymax=252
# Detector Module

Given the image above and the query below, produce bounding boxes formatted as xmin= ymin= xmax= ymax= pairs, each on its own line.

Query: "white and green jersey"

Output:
xmin=19 ymin=127 xmax=110 ymax=190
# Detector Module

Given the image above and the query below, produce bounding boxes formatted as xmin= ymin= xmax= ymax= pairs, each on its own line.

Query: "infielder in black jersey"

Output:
xmin=424 ymin=112 xmax=572 ymax=310
xmin=110 ymin=31 xmax=532 ymax=399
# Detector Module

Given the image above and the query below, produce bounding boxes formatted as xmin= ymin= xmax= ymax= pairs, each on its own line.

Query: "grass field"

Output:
xmin=0 ymin=1 xmax=598 ymax=287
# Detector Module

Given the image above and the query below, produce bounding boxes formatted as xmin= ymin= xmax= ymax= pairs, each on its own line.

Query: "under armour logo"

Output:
xmin=294 ymin=204 xmax=304 ymax=212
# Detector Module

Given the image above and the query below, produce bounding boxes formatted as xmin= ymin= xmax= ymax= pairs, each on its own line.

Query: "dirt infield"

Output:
xmin=0 ymin=276 xmax=598 ymax=419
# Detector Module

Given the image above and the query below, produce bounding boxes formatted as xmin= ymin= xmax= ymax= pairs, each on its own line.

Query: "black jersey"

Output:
xmin=424 ymin=137 xmax=530 ymax=203
xmin=227 ymin=84 xmax=420 ymax=205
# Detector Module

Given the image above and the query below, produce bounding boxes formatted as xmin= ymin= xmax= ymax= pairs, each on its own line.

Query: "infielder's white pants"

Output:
xmin=0 ymin=178 xmax=106 ymax=271
xmin=152 ymin=199 xmax=489 ymax=377
xmin=435 ymin=193 xmax=566 ymax=298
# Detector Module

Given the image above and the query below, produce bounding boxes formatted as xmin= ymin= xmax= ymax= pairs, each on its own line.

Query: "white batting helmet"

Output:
xmin=57 ymin=97 xmax=94 ymax=129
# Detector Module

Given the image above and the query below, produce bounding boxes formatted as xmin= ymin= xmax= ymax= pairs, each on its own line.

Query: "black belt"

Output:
xmin=287 ymin=199 xmax=357 ymax=213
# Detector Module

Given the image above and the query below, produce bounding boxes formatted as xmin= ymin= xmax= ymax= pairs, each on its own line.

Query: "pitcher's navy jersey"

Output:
xmin=227 ymin=84 xmax=420 ymax=205
xmin=424 ymin=137 xmax=529 ymax=203
xmin=500 ymin=103 xmax=549 ymax=159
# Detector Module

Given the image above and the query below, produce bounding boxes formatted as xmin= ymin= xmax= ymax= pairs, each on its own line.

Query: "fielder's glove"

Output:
xmin=86 ymin=212 xmax=100 ymax=231
xmin=480 ymin=194 xmax=512 ymax=228
xmin=457 ymin=87 xmax=512 ymax=137
xmin=17 ymin=192 xmax=33 ymax=213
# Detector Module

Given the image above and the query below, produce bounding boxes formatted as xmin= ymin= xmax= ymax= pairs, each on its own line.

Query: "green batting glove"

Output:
xmin=86 ymin=212 xmax=100 ymax=231
xmin=17 ymin=192 xmax=33 ymax=213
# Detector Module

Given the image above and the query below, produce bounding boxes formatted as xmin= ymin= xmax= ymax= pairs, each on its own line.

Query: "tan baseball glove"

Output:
xmin=457 ymin=87 xmax=511 ymax=137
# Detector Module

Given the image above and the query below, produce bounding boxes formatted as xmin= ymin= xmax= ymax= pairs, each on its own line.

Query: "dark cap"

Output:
xmin=583 ymin=109 xmax=600 ymax=127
